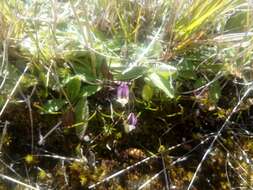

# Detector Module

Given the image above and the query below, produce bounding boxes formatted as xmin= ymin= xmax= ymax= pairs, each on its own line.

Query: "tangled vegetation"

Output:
xmin=1 ymin=0 xmax=253 ymax=189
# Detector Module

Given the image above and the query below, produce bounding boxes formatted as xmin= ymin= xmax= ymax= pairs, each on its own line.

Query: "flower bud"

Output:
xmin=116 ymin=82 xmax=129 ymax=107
xmin=124 ymin=112 xmax=137 ymax=133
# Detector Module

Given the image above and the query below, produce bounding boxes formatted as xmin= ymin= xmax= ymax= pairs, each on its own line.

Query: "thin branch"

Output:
xmin=161 ymin=153 xmax=170 ymax=190
xmin=0 ymin=64 xmax=30 ymax=118
xmin=88 ymin=155 xmax=158 ymax=189
xmin=38 ymin=121 xmax=62 ymax=145
xmin=187 ymin=85 xmax=253 ymax=190
xmin=0 ymin=173 xmax=39 ymax=190
xmin=35 ymin=153 xmax=87 ymax=163
xmin=0 ymin=121 xmax=9 ymax=153
xmin=138 ymin=169 xmax=164 ymax=190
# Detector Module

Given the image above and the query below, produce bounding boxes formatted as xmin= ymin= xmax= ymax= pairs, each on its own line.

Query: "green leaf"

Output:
xmin=80 ymin=85 xmax=102 ymax=97
xmin=178 ymin=60 xmax=196 ymax=80
xmin=194 ymin=78 xmax=206 ymax=89
xmin=75 ymin=97 xmax=89 ymax=139
xmin=179 ymin=70 xmax=197 ymax=80
xmin=225 ymin=12 xmax=247 ymax=32
xmin=142 ymin=84 xmax=153 ymax=101
xmin=154 ymin=63 xmax=177 ymax=79
xmin=114 ymin=66 xmax=147 ymax=80
xmin=65 ymin=52 xmax=95 ymax=81
xmin=65 ymin=76 xmax=81 ymax=101
xmin=208 ymin=81 xmax=221 ymax=104
xmin=148 ymin=73 xmax=174 ymax=98
xmin=41 ymin=99 xmax=66 ymax=114
xmin=65 ymin=51 xmax=108 ymax=82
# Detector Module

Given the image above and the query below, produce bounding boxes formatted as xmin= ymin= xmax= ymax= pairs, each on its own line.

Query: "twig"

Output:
xmin=38 ymin=121 xmax=62 ymax=145
xmin=138 ymin=169 xmax=164 ymax=190
xmin=138 ymin=155 xmax=191 ymax=190
xmin=88 ymin=134 xmax=213 ymax=189
xmin=0 ymin=158 xmax=22 ymax=178
xmin=0 ymin=64 xmax=30 ymax=118
xmin=181 ymin=72 xmax=223 ymax=94
xmin=227 ymin=158 xmax=253 ymax=189
xmin=0 ymin=173 xmax=39 ymax=190
xmin=0 ymin=71 xmax=8 ymax=90
xmin=0 ymin=121 xmax=9 ymax=153
xmin=225 ymin=153 xmax=232 ymax=189
xmin=137 ymin=135 xmax=214 ymax=190
xmin=19 ymin=85 xmax=36 ymax=153
xmin=61 ymin=160 xmax=69 ymax=186
xmin=186 ymin=85 xmax=253 ymax=190
xmin=88 ymin=155 xmax=158 ymax=189
xmin=0 ymin=24 xmax=13 ymax=73
xmin=35 ymin=154 xmax=87 ymax=163
xmin=26 ymin=97 xmax=34 ymax=153
xmin=161 ymin=152 xmax=170 ymax=190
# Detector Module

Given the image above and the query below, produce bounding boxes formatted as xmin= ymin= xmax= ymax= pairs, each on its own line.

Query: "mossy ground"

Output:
xmin=1 ymin=85 xmax=253 ymax=189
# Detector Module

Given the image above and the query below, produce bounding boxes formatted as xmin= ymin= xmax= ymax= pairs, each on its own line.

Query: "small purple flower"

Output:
xmin=116 ymin=82 xmax=129 ymax=107
xmin=124 ymin=112 xmax=137 ymax=133
xmin=127 ymin=113 xmax=137 ymax=126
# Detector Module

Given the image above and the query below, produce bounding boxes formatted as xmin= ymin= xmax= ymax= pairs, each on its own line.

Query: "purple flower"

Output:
xmin=124 ymin=113 xmax=137 ymax=133
xmin=116 ymin=82 xmax=129 ymax=107
xmin=127 ymin=113 xmax=137 ymax=126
